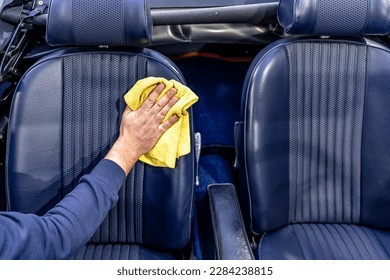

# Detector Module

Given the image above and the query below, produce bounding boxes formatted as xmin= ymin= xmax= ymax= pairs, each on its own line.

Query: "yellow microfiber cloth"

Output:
xmin=124 ymin=77 xmax=199 ymax=168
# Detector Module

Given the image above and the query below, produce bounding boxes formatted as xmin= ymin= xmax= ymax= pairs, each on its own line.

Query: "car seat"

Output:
xmin=237 ymin=0 xmax=390 ymax=259
xmin=6 ymin=0 xmax=194 ymax=260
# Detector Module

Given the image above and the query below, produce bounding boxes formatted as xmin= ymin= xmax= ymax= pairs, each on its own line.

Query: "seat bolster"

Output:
xmin=242 ymin=40 xmax=291 ymax=234
xmin=361 ymin=45 xmax=390 ymax=228
xmin=207 ymin=184 xmax=254 ymax=260
xmin=6 ymin=57 xmax=64 ymax=214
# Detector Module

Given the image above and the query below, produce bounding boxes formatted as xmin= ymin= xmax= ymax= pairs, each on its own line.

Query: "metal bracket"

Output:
xmin=0 ymin=3 xmax=47 ymax=82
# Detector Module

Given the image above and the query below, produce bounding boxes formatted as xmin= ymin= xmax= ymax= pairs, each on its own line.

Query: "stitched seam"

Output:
xmin=288 ymin=225 xmax=306 ymax=259
xmin=320 ymin=224 xmax=339 ymax=259
xmin=340 ymin=225 xmax=364 ymax=259
xmin=331 ymin=224 xmax=353 ymax=259
xmin=372 ymin=230 xmax=390 ymax=259
xmin=311 ymin=224 xmax=330 ymax=259
xmin=360 ymin=227 xmax=384 ymax=260
xmin=298 ymin=224 xmax=317 ymax=259
xmin=350 ymin=225 xmax=372 ymax=259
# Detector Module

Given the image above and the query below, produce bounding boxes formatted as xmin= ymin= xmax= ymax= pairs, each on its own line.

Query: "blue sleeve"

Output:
xmin=0 ymin=159 xmax=126 ymax=259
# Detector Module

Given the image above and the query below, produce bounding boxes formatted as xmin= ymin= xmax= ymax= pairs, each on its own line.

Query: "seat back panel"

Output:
xmin=287 ymin=42 xmax=366 ymax=224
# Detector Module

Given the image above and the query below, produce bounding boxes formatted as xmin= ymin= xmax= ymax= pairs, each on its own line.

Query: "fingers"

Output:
xmin=153 ymin=88 xmax=179 ymax=123
xmin=134 ymin=83 xmax=180 ymax=134
xmin=158 ymin=114 xmax=180 ymax=135
xmin=140 ymin=83 xmax=165 ymax=111
xmin=152 ymin=87 xmax=177 ymax=112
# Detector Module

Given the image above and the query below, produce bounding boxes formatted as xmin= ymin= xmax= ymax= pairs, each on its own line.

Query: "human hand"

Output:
xmin=105 ymin=83 xmax=179 ymax=174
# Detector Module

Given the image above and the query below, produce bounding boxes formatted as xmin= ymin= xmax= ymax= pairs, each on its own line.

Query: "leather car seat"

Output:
xmin=6 ymin=0 xmax=194 ymax=259
xmin=237 ymin=0 xmax=390 ymax=259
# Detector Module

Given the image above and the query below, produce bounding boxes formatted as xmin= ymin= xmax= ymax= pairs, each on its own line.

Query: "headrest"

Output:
xmin=46 ymin=0 xmax=152 ymax=47
xmin=278 ymin=0 xmax=390 ymax=36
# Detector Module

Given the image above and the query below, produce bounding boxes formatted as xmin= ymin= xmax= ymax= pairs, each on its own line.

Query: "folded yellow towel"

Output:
xmin=124 ymin=77 xmax=199 ymax=168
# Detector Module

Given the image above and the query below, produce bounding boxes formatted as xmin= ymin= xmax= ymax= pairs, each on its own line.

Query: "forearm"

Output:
xmin=105 ymin=138 xmax=140 ymax=175
xmin=0 ymin=159 xmax=126 ymax=259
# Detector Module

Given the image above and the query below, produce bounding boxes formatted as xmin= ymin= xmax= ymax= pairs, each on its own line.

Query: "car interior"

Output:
xmin=0 ymin=0 xmax=390 ymax=260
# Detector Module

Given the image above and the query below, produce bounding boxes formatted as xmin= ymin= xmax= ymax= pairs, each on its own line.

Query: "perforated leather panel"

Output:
xmin=315 ymin=0 xmax=368 ymax=34
xmin=63 ymin=54 xmax=147 ymax=243
xmin=72 ymin=0 xmax=126 ymax=45
xmin=287 ymin=42 xmax=367 ymax=224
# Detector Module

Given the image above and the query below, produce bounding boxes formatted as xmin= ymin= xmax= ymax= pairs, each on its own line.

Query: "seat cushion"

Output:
xmin=73 ymin=244 xmax=175 ymax=260
xmin=258 ymin=224 xmax=390 ymax=260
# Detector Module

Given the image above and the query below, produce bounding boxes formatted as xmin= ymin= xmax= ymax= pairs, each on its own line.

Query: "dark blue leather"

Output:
xmin=240 ymin=37 xmax=390 ymax=259
xmin=46 ymin=0 xmax=152 ymax=46
xmin=278 ymin=0 xmax=390 ymax=36
xmin=361 ymin=46 xmax=390 ymax=229
xmin=6 ymin=48 xmax=194 ymax=258
xmin=74 ymin=244 xmax=175 ymax=260
xmin=239 ymin=0 xmax=390 ymax=261
xmin=259 ymin=224 xmax=390 ymax=260
xmin=207 ymin=184 xmax=253 ymax=260
xmin=240 ymin=39 xmax=291 ymax=234
xmin=287 ymin=41 xmax=367 ymax=225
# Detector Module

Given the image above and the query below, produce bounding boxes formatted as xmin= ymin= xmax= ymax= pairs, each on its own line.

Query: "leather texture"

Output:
xmin=278 ymin=0 xmax=390 ymax=36
xmin=241 ymin=39 xmax=291 ymax=234
xmin=46 ymin=0 xmax=152 ymax=46
xmin=6 ymin=48 xmax=194 ymax=258
xmin=259 ymin=224 xmax=390 ymax=260
xmin=287 ymin=42 xmax=366 ymax=224
xmin=240 ymin=36 xmax=390 ymax=259
xmin=74 ymin=244 xmax=175 ymax=260
xmin=208 ymin=184 xmax=253 ymax=260
xmin=241 ymin=37 xmax=390 ymax=232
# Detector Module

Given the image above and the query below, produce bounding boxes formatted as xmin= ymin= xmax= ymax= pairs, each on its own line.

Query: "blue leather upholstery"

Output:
xmin=259 ymin=224 xmax=390 ymax=260
xmin=47 ymin=0 xmax=152 ymax=46
xmin=6 ymin=0 xmax=194 ymax=260
xmin=7 ymin=48 xmax=194 ymax=259
xmin=239 ymin=0 xmax=390 ymax=259
xmin=74 ymin=244 xmax=176 ymax=260
xmin=278 ymin=0 xmax=390 ymax=36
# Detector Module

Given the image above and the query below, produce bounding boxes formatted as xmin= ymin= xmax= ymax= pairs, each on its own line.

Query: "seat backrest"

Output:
xmin=6 ymin=0 xmax=194 ymax=253
xmin=239 ymin=0 xmax=390 ymax=235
